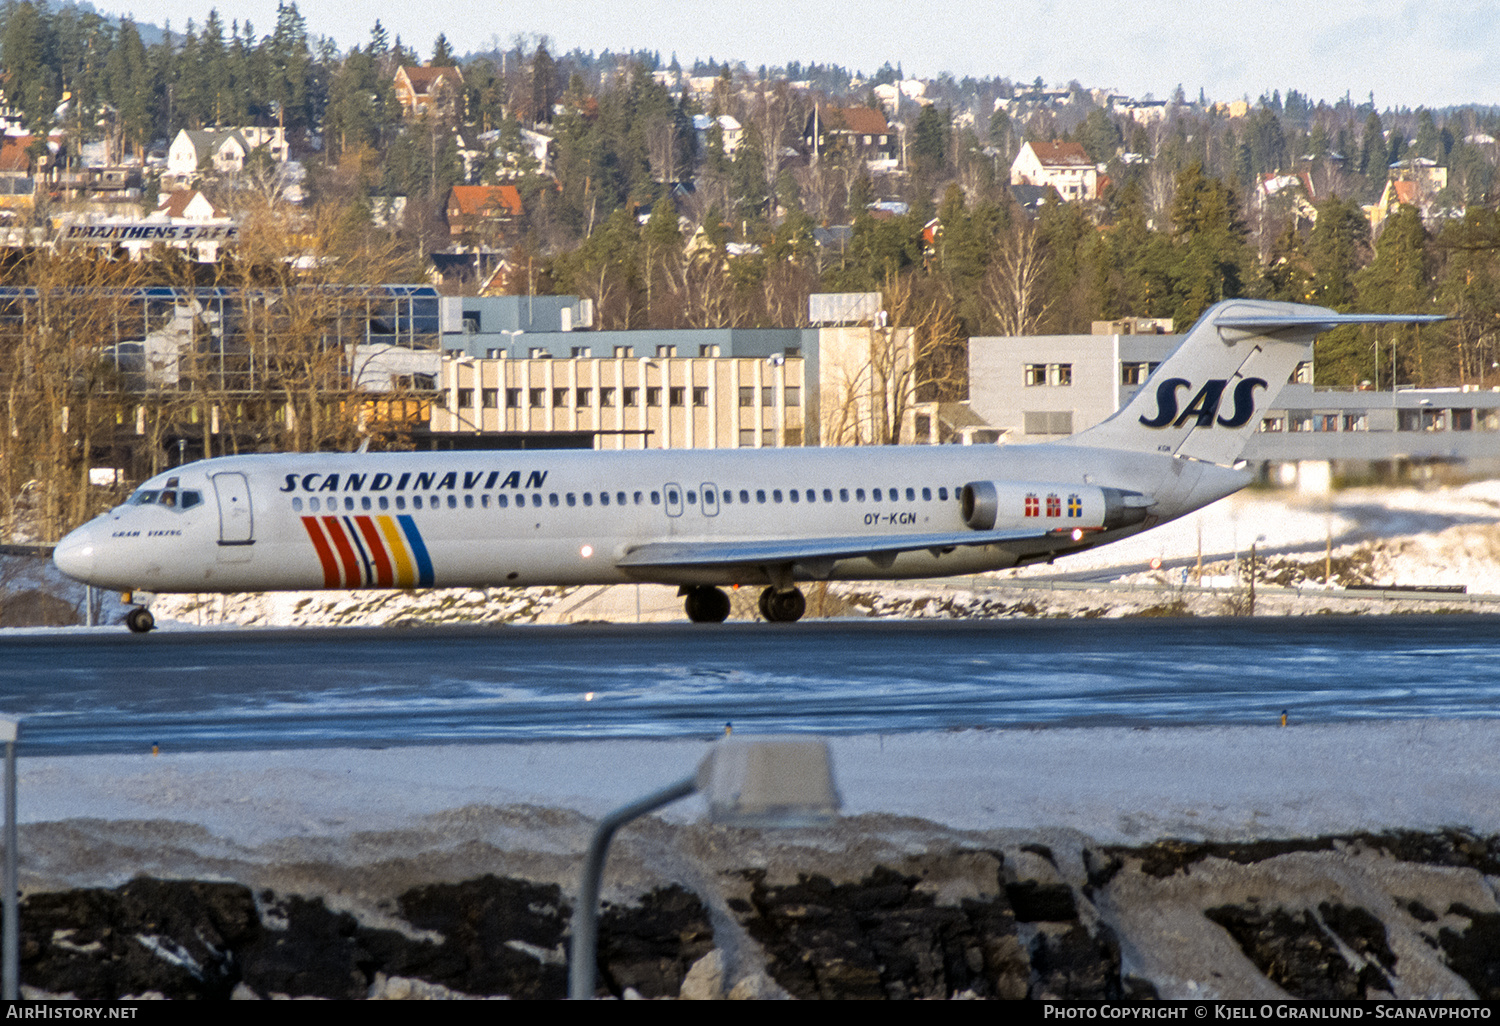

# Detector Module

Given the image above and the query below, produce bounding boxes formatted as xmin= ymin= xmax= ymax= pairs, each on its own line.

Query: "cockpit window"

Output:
xmin=128 ymin=488 xmax=202 ymax=511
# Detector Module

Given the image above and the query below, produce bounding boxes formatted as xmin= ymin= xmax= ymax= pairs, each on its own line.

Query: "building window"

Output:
xmin=763 ymin=428 xmax=776 ymax=446
xmin=763 ymin=386 xmax=775 ymax=406
xmin=1023 ymin=411 xmax=1073 ymax=435
xmin=1025 ymin=364 xmax=1047 ymax=387
xmin=481 ymin=389 xmax=498 ymax=408
xmin=739 ymin=428 xmax=757 ymax=446
xmin=600 ymin=387 xmax=616 ymax=407
xmin=784 ymin=386 xmax=801 ymax=407
xmin=669 ymin=387 xmax=685 ymax=407
xmin=553 ymin=387 xmax=569 ymax=407
xmin=646 ymin=387 xmax=662 ymax=407
xmin=506 ymin=388 xmax=522 ymax=409
xmin=693 ymin=387 xmax=709 ymax=407
xmin=529 ymin=388 xmax=545 ymax=407
xmin=1121 ymin=363 xmax=1150 ymax=385
xmin=1050 ymin=363 xmax=1072 ymax=386
xmin=623 ymin=387 xmax=639 ymax=407
xmin=576 ymin=388 xmax=592 ymax=407
xmin=457 ymin=389 xmax=474 ymax=407
xmin=739 ymin=386 xmax=756 ymax=408
xmin=1343 ymin=413 xmax=1367 ymax=432
xmin=1290 ymin=412 xmax=1315 ymax=432
xmin=1452 ymin=409 xmax=1473 ymax=431
xmin=1260 ymin=417 xmax=1284 ymax=433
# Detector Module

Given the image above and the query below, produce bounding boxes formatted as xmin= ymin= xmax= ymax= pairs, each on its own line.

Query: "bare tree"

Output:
xmin=819 ymin=274 xmax=962 ymax=445
xmin=983 ymin=216 xmax=1052 ymax=336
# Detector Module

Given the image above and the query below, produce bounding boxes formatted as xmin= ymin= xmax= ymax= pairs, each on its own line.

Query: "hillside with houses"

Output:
xmin=0 ymin=1 xmax=1498 ymax=544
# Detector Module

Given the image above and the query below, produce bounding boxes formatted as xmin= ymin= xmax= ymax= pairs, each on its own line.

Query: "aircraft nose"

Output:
xmin=53 ymin=524 xmax=97 ymax=582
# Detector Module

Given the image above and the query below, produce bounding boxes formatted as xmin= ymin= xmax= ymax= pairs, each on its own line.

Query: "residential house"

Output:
xmin=1368 ymin=158 xmax=1451 ymax=232
xmin=166 ymin=127 xmax=288 ymax=182
xmin=1253 ymin=171 xmax=1318 ymax=231
xmin=1009 ymin=140 xmax=1099 ymax=202
xmin=0 ymin=135 xmax=42 ymax=210
xmin=803 ymin=106 xmax=897 ymax=168
xmin=394 ymin=65 xmax=466 ymax=119
xmin=693 ymin=114 xmax=742 ymax=156
xmin=444 ymin=184 xmax=524 ymax=244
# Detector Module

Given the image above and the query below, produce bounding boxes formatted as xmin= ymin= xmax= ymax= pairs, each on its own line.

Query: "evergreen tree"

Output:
xmin=3 ymin=1 xmax=56 ymax=131
xmin=1166 ymin=162 xmax=1252 ymax=327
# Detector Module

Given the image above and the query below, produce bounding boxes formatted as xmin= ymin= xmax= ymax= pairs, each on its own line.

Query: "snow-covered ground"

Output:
xmin=14 ymin=721 xmax=1500 ymax=896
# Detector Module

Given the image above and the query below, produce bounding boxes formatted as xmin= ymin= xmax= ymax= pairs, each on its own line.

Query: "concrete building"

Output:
xmin=431 ymin=347 xmax=806 ymax=450
xmin=422 ymin=296 xmax=928 ymax=449
xmin=968 ymin=331 xmax=1184 ymax=441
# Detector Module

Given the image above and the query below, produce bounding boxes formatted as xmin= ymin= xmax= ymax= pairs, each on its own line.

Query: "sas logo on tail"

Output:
xmin=1139 ymin=377 xmax=1268 ymax=430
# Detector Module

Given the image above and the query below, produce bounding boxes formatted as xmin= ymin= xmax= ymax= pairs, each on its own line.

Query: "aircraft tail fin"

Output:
xmin=1061 ymin=300 xmax=1446 ymax=465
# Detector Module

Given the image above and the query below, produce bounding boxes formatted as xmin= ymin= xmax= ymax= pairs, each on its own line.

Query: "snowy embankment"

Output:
xmin=13 ymin=723 xmax=1500 ymax=999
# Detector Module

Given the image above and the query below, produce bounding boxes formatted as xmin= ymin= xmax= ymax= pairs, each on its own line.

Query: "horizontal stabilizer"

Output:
xmin=1214 ymin=313 xmax=1448 ymax=333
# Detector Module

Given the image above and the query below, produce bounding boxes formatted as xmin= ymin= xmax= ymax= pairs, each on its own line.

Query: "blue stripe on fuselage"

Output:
xmin=397 ymin=514 xmax=435 ymax=587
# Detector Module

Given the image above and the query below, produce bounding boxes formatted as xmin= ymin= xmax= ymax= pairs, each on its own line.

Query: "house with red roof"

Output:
xmin=1010 ymin=140 xmax=1099 ymax=202
xmin=444 ymin=184 xmax=524 ymax=242
xmin=803 ymin=106 xmax=897 ymax=168
xmin=0 ymin=135 xmax=42 ymax=210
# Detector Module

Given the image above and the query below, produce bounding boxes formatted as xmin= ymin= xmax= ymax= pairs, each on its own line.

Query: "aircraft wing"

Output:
xmin=617 ymin=526 xmax=1057 ymax=570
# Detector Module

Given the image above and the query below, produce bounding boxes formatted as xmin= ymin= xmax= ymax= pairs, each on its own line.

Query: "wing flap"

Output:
xmin=618 ymin=527 xmax=1059 ymax=570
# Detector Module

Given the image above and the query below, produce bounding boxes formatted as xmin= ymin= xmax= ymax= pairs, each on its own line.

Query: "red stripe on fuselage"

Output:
xmin=354 ymin=516 xmax=394 ymax=587
xmin=301 ymin=517 xmax=340 ymax=588
xmin=321 ymin=516 xmax=363 ymax=587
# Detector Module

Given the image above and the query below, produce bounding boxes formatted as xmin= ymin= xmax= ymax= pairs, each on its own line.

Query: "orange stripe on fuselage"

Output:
xmin=301 ymin=517 xmax=340 ymax=588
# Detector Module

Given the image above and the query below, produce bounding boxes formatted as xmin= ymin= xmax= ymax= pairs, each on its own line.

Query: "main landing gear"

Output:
xmin=680 ymin=585 xmax=808 ymax=623
xmin=758 ymin=586 xmax=806 ymax=623
xmin=682 ymin=585 xmax=732 ymax=623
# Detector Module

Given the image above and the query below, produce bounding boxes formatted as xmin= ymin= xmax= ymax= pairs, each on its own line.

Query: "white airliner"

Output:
xmin=53 ymin=300 xmax=1442 ymax=631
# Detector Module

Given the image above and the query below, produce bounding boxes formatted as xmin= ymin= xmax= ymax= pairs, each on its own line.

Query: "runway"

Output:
xmin=0 ymin=615 xmax=1496 ymax=755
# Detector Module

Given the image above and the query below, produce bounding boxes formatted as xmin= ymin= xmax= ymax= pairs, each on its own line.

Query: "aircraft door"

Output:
xmin=212 ymin=472 xmax=254 ymax=546
xmin=664 ymin=482 xmax=683 ymax=517
xmin=701 ymin=482 xmax=719 ymax=517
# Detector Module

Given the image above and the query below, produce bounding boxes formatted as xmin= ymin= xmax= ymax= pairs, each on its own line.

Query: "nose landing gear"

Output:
xmin=121 ymin=591 xmax=156 ymax=633
xmin=758 ymin=586 xmax=806 ymax=623
xmin=682 ymin=586 xmax=732 ymax=623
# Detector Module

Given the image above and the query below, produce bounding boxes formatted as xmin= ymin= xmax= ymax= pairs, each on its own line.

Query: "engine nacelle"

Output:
xmin=960 ymin=481 xmax=1150 ymax=532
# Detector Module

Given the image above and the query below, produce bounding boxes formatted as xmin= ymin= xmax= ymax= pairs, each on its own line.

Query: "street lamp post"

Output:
xmin=1 ymin=718 xmax=18 ymax=1000
xmin=569 ymin=738 xmax=840 ymax=1000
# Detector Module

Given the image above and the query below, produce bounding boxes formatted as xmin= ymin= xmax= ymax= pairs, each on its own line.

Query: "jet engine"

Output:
xmin=960 ymin=481 xmax=1150 ymax=532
